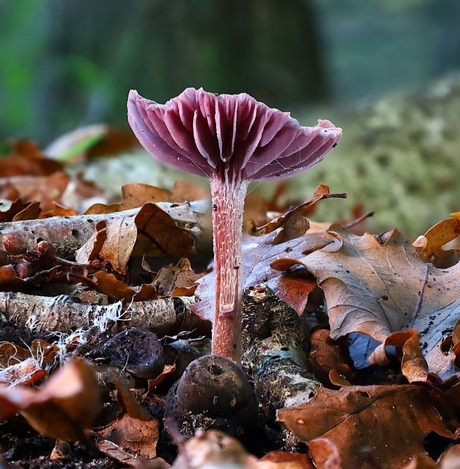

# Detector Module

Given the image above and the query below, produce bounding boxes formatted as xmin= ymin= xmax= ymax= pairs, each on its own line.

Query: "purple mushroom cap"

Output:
xmin=127 ymin=88 xmax=342 ymax=184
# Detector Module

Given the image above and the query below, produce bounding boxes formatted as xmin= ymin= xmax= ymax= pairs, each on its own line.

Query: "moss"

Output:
xmin=282 ymin=73 xmax=460 ymax=239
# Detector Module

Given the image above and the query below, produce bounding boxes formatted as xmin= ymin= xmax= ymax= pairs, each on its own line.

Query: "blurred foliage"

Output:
xmin=0 ymin=0 xmax=459 ymax=145
xmin=0 ymin=0 xmax=326 ymax=144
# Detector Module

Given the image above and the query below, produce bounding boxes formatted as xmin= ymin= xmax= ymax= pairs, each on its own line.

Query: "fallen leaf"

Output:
xmin=193 ymin=228 xmax=331 ymax=322
xmin=172 ymin=429 xmax=259 ymax=469
xmin=298 ymin=225 xmax=460 ymax=379
xmin=308 ymin=438 xmax=342 ymax=469
xmin=259 ymin=451 xmax=314 ymax=469
xmin=133 ymin=203 xmax=198 ymax=259
xmin=385 ymin=329 xmax=430 ymax=383
xmin=0 ymin=359 xmax=100 ymax=440
xmin=0 ymin=339 xmax=58 ymax=386
xmin=277 ymin=384 xmax=453 ymax=469
xmin=94 ymin=436 xmax=149 ymax=468
xmin=89 ymin=271 xmax=158 ymax=302
xmin=86 ymin=181 xmax=208 ymax=214
xmin=307 ymin=329 xmax=354 ymax=386
xmin=401 ymin=454 xmax=437 ymax=469
xmin=0 ymin=140 xmax=63 ymax=176
xmin=437 ymin=444 xmax=460 ymax=468
xmin=99 ymin=413 xmax=159 ymax=459
xmin=272 ymin=267 xmax=318 ymax=316
xmin=149 ymin=258 xmax=201 ymax=296
xmin=413 ymin=216 xmax=460 ymax=268
xmin=0 ymin=200 xmax=40 ymax=223
xmin=246 ymin=185 xmax=346 ymax=237
xmin=77 ymin=203 xmax=199 ymax=274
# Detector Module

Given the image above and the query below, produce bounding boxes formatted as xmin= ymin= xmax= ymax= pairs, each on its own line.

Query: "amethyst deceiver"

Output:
xmin=128 ymin=87 xmax=342 ymax=362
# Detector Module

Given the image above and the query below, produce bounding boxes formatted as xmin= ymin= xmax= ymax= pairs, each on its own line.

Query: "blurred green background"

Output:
xmin=1 ymin=0 xmax=459 ymax=146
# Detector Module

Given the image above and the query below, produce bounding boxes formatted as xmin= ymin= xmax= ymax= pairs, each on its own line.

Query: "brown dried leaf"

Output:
xmin=308 ymin=438 xmax=342 ymax=469
xmin=437 ymin=444 xmax=460 ymax=468
xmin=413 ymin=216 xmax=460 ymax=268
xmin=0 ymin=359 xmax=100 ymax=440
xmin=0 ymin=200 xmax=34 ymax=222
xmin=277 ymin=384 xmax=453 ymax=469
xmin=259 ymin=451 xmax=314 ymax=469
xmin=402 ymin=454 xmax=437 ymax=469
xmin=99 ymin=216 xmax=138 ymax=273
xmin=0 ymin=140 xmax=63 ymax=176
xmin=22 ymin=171 xmax=70 ymax=213
xmin=272 ymin=267 xmax=318 ymax=315
xmin=150 ymin=258 xmax=200 ymax=296
xmin=0 ymin=356 xmax=46 ymax=387
xmin=115 ymin=377 xmax=153 ymax=421
xmin=87 ymin=184 xmax=174 ymax=214
xmin=12 ymin=201 xmax=41 ymax=221
xmin=75 ymin=220 xmax=107 ymax=263
xmin=133 ymin=203 xmax=197 ymax=259
xmin=307 ymin=329 xmax=354 ymax=386
xmin=97 ymin=413 xmax=159 ymax=460
xmin=40 ymin=203 xmax=76 ymax=219
xmin=94 ymin=436 xmax=145 ymax=468
xmin=193 ymin=221 xmax=332 ymax=321
xmin=86 ymin=181 xmax=208 ymax=215
xmin=246 ymin=185 xmax=345 ymax=237
xmin=0 ymin=264 xmax=25 ymax=290
xmin=90 ymin=271 xmax=158 ymax=302
xmin=299 ymin=225 xmax=460 ymax=379
xmin=0 ymin=339 xmax=59 ymax=386
xmin=385 ymin=329 xmax=430 ymax=383
xmin=172 ymin=429 xmax=259 ymax=469
xmin=77 ymin=203 xmax=198 ymax=273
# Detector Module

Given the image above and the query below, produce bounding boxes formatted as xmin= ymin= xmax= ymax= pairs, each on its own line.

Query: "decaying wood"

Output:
xmin=0 ymin=291 xmax=195 ymax=335
xmin=0 ymin=201 xmax=209 ymax=259
xmin=241 ymin=287 xmax=320 ymax=420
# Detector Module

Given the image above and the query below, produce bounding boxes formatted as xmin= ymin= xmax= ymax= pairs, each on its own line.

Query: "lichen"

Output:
xmin=286 ymin=73 xmax=460 ymax=239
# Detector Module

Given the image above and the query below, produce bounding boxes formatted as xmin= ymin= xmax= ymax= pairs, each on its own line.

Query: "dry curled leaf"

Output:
xmin=413 ymin=215 xmax=460 ymax=268
xmin=278 ymin=384 xmax=453 ymax=469
xmin=77 ymin=203 xmax=200 ymax=274
xmin=193 ymin=226 xmax=331 ymax=322
xmin=0 ymin=359 xmax=100 ymax=441
xmin=298 ymin=225 xmax=460 ymax=379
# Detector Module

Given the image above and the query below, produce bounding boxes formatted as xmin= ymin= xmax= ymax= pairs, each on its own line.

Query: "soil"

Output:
xmin=0 ymin=288 xmax=308 ymax=468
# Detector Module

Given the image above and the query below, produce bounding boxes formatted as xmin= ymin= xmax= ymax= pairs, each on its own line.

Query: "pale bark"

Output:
xmin=0 ymin=291 xmax=195 ymax=335
xmin=241 ymin=287 xmax=320 ymax=418
xmin=0 ymin=201 xmax=208 ymax=259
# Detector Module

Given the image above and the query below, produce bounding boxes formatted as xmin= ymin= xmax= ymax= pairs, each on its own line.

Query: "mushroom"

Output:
xmin=128 ymin=88 xmax=342 ymax=363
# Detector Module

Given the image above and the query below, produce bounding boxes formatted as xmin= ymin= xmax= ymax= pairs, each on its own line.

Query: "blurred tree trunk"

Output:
xmin=37 ymin=0 xmax=328 ymax=141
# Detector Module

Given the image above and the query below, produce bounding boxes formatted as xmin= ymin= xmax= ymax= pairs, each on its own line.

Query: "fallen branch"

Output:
xmin=0 ymin=291 xmax=195 ymax=336
xmin=241 ymin=287 xmax=320 ymax=420
xmin=0 ymin=201 xmax=209 ymax=259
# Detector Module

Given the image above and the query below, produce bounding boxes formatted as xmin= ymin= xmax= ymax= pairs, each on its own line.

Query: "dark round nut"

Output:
xmin=175 ymin=355 xmax=254 ymax=417
xmin=165 ymin=355 xmax=258 ymax=435
xmin=101 ymin=327 xmax=163 ymax=379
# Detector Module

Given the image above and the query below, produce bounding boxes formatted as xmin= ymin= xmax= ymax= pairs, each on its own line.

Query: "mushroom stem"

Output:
xmin=210 ymin=176 xmax=249 ymax=363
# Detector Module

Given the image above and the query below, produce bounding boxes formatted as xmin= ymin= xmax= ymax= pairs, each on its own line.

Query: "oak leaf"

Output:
xmin=277 ymin=384 xmax=453 ymax=469
xmin=194 ymin=227 xmax=331 ymax=322
xmin=294 ymin=226 xmax=460 ymax=379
